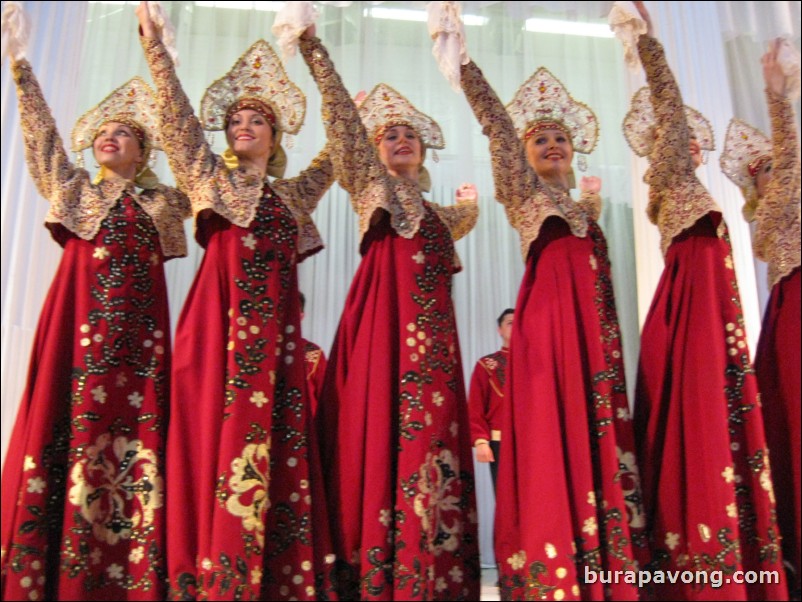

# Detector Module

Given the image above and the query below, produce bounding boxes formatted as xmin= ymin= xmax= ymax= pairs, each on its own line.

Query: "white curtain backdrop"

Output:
xmin=2 ymin=0 xmax=800 ymax=569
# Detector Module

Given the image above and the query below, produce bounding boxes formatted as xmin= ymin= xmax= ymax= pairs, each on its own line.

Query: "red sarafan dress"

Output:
xmin=751 ymin=89 xmax=801 ymax=599
xmin=632 ymin=36 xmax=787 ymax=600
xmin=460 ymin=61 xmax=646 ymax=602
xmin=1 ymin=61 xmax=190 ymax=600
xmin=142 ymin=38 xmax=334 ymax=600
xmin=299 ymin=37 xmax=481 ymax=600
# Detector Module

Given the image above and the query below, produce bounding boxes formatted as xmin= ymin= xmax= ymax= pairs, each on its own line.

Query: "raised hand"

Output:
xmin=301 ymin=24 xmax=316 ymax=39
xmin=762 ymin=38 xmax=787 ymax=97
xmin=632 ymin=1 xmax=654 ymax=37
xmin=455 ymin=183 xmax=478 ymax=203
xmin=580 ymin=175 xmax=602 ymax=194
xmin=353 ymin=90 xmax=367 ymax=108
xmin=136 ymin=1 xmax=158 ymax=40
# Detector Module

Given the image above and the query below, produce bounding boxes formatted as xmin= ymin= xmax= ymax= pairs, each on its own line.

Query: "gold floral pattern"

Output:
xmin=67 ymin=434 xmax=163 ymax=546
xmin=225 ymin=441 xmax=271 ymax=548
xmin=413 ymin=449 xmax=463 ymax=556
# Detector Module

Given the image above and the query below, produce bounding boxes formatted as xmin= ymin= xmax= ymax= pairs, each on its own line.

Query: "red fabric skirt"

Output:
xmin=166 ymin=188 xmax=331 ymax=600
xmin=318 ymin=208 xmax=480 ymax=600
xmin=1 ymin=197 xmax=171 ymax=600
xmin=755 ymin=267 xmax=800 ymax=598
xmin=495 ymin=217 xmax=645 ymax=601
xmin=634 ymin=215 xmax=788 ymax=600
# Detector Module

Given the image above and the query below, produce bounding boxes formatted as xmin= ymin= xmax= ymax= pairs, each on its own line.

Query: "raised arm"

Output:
xmin=753 ymin=40 xmax=801 ymax=272
xmin=430 ymin=184 xmax=479 ymax=242
xmin=138 ymin=4 xmax=217 ymax=195
xmin=576 ymin=176 xmax=602 ymax=221
xmin=298 ymin=35 xmax=386 ymax=204
xmin=760 ymin=40 xmax=801 ymax=200
xmin=273 ymin=145 xmax=334 ymax=215
xmin=460 ymin=60 xmax=536 ymax=211
xmin=10 ymin=59 xmax=89 ymax=205
xmin=636 ymin=36 xmax=694 ymax=187
xmin=632 ymin=2 xmax=694 ymax=189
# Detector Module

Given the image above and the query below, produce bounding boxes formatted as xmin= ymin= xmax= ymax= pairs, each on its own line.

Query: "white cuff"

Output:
xmin=608 ymin=1 xmax=647 ymax=71
xmin=272 ymin=0 xmax=319 ymax=60
xmin=427 ymin=1 xmax=470 ymax=93
xmin=1 ymin=1 xmax=30 ymax=62
xmin=147 ymin=1 xmax=180 ymax=66
xmin=777 ymin=37 xmax=801 ymax=101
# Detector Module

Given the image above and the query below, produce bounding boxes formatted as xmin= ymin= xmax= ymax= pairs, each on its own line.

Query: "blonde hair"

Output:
xmin=741 ymin=187 xmax=760 ymax=222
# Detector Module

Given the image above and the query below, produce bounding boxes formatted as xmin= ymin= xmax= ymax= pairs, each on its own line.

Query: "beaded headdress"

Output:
xmin=720 ymin=118 xmax=772 ymax=193
xmin=623 ymin=86 xmax=714 ymax=158
xmin=506 ymin=67 xmax=598 ymax=154
xmin=358 ymin=83 xmax=445 ymax=150
xmin=71 ymin=77 xmax=161 ymax=154
xmin=200 ymin=39 xmax=305 ymax=135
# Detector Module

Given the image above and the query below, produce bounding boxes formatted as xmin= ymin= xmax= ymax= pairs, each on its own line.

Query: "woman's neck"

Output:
xmin=540 ymin=171 xmax=570 ymax=191
xmin=387 ymin=165 xmax=419 ymax=185
xmin=102 ymin=164 xmax=138 ymax=183
xmin=238 ymin=155 xmax=268 ymax=181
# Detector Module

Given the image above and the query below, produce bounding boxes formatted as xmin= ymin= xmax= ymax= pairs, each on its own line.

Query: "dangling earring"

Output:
xmin=432 ymin=149 xmax=440 ymax=163
xmin=206 ymin=132 xmax=215 ymax=148
xmin=577 ymin=154 xmax=588 ymax=172
xmin=701 ymin=150 xmax=709 ymax=165
xmin=284 ymin=134 xmax=295 ymax=150
xmin=75 ymin=152 xmax=85 ymax=169
xmin=147 ymin=150 xmax=156 ymax=169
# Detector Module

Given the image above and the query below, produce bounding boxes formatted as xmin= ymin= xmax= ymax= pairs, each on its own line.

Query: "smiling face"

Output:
xmin=225 ymin=108 xmax=275 ymax=168
xmin=525 ymin=127 xmax=574 ymax=182
xmin=377 ymin=125 xmax=423 ymax=176
xmin=92 ymin=121 xmax=145 ymax=174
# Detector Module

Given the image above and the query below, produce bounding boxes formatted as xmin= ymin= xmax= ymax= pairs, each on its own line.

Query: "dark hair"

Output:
xmin=497 ymin=308 xmax=514 ymax=327
xmin=299 ymin=292 xmax=306 ymax=312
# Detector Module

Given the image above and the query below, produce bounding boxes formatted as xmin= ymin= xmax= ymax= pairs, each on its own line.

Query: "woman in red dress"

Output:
xmin=294 ymin=30 xmax=481 ymax=600
xmin=620 ymin=3 xmax=787 ymax=599
xmin=1 ymin=11 xmax=191 ymax=600
xmin=138 ymin=5 xmax=334 ymax=600
xmin=427 ymin=7 xmax=646 ymax=599
xmin=720 ymin=38 xmax=801 ymax=599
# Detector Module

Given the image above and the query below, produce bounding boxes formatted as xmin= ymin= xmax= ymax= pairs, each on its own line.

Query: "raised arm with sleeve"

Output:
xmin=299 ymin=35 xmax=477 ymax=246
xmin=460 ymin=60 xmax=592 ymax=260
xmin=637 ymin=35 xmax=719 ymax=255
xmin=140 ymin=35 xmax=332 ymax=257
xmin=753 ymin=89 xmax=801 ymax=287
xmin=11 ymin=58 xmax=189 ymax=258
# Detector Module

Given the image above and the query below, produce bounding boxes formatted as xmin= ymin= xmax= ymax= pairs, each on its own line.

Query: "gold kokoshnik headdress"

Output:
xmin=358 ymin=83 xmax=445 ymax=191
xmin=200 ymin=39 xmax=306 ymax=178
xmin=720 ymin=118 xmax=772 ymax=220
xmin=71 ymin=77 xmax=161 ymax=188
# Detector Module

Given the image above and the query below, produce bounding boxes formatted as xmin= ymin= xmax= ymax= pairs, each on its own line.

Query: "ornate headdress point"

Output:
xmin=200 ymin=39 xmax=305 ymax=135
xmin=623 ymin=86 xmax=715 ymax=158
xmin=506 ymin=66 xmax=598 ymax=154
xmin=358 ymin=83 xmax=445 ymax=150
xmin=71 ymin=77 xmax=161 ymax=153
xmin=720 ymin=117 xmax=772 ymax=200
